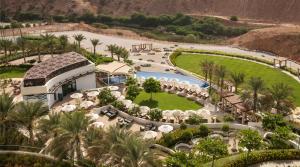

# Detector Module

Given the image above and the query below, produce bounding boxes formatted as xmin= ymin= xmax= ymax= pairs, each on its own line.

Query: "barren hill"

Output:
xmin=229 ymin=26 xmax=300 ymax=62
xmin=2 ymin=0 xmax=300 ymax=24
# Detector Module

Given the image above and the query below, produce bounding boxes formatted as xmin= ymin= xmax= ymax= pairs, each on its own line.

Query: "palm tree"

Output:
xmin=41 ymin=33 xmax=56 ymax=58
xmin=59 ymin=35 xmax=68 ymax=52
xmin=38 ymin=112 xmax=61 ymax=140
xmin=215 ymin=65 xmax=226 ymax=101
xmin=120 ymin=48 xmax=129 ymax=61
xmin=207 ymin=61 xmax=215 ymax=94
xmin=31 ymin=40 xmax=42 ymax=62
xmin=248 ymin=77 xmax=264 ymax=112
xmin=9 ymin=101 xmax=49 ymax=145
xmin=0 ymin=93 xmax=15 ymax=136
xmin=73 ymin=34 xmax=86 ymax=51
xmin=107 ymin=44 xmax=117 ymax=59
xmin=87 ymin=126 xmax=158 ymax=166
xmin=90 ymin=39 xmax=100 ymax=56
xmin=269 ymin=82 xmax=295 ymax=115
xmin=46 ymin=111 xmax=92 ymax=163
xmin=230 ymin=72 xmax=245 ymax=93
xmin=0 ymin=39 xmax=13 ymax=64
xmin=119 ymin=135 xmax=158 ymax=167
xmin=200 ymin=59 xmax=209 ymax=81
xmin=16 ymin=37 xmax=27 ymax=63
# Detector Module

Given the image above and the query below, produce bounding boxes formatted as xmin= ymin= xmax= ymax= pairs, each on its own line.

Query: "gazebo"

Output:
xmin=96 ymin=61 xmax=134 ymax=85
xmin=221 ymin=93 xmax=250 ymax=124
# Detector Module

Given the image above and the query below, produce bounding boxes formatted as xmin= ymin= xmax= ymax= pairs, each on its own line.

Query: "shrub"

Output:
xmin=180 ymin=123 xmax=187 ymax=130
xmin=199 ymin=125 xmax=210 ymax=138
xmin=213 ymin=149 xmax=300 ymax=167
xmin=112 ymin=101 xmax=126 ymax=111
xmin=185 ymin=114 xmax=206 ymax=125
xmin=223 ymin=114 xmax=235 ymax=122
xmin=148 ymin=108 xmax=162 ymax=121
xmin=230 ymin=16 xmax=239 ymax=21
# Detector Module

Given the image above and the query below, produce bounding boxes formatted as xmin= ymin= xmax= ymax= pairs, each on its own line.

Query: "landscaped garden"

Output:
xmin=134 ymin=90 xmax=202 ymax=110
xmin=174 ymin=53 xmax=300 ymax=106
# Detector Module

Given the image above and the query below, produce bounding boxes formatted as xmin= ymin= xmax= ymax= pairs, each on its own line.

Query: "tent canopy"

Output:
xmin=96 ymin=61 xmax=133 ymax=75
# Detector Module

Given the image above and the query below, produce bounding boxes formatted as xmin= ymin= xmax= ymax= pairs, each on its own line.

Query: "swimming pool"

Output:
xmin=135 ymin=71 xmax=209 ymax=88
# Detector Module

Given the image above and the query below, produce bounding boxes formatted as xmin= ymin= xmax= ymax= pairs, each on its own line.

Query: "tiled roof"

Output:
xmin=23 ymin=52 xmax=90 ymax=86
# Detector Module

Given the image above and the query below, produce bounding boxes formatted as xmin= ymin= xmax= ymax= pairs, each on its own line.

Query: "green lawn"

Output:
xmin=175 ymin=54 xmax=300 ymax=106
xmin=0 ymin=68 xmax=27 ymax=78
xmin=134 ymin=91 xmax=202 ymax=110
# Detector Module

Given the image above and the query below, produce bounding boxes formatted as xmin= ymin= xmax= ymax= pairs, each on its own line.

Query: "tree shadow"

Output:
xmin=138 ymin=99 xmax=159 ymax=108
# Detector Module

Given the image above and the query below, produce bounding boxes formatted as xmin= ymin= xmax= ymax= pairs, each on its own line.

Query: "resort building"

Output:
xmin=21 ymin=52 xmax=96 ymax=107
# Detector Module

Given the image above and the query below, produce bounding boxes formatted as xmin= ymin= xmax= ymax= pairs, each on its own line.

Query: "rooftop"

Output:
xmin=23 ymin=52 xmax=90 ymax=87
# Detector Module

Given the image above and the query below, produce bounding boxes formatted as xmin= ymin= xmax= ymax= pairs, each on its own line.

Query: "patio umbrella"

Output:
xmin=140 ymin=106 xmax=150 ymax=115
xmin=80 ymin=101 xmax=94 ymax=109
xmin=70 ymin=93 xmax=83 ymax=99
xmin=108 ymin=86 xmax=119 ymax=91
xmin=61 ymin=104 xmax=76 ymax=112
xmin=118 ymin=95 xmax=125 ymax=100
xmin=162 ymin=110 xmax=174 ymax=118
xmin=121 ymin=99 xmax=132 ymax=108
xmin=158 ymin=125 xmax=173 ymax=133
xmin=111 ymin=91 xmax=121 ymax=98
xmin=87 ymin=113 xmax=99 ymax=121
xmin=143 ymin=131 xmax=158 ymax=140
xmin=91 ymin=121 xmax=104 ymax=128
xmin=87 ymin=91 xmax=99 ymax=97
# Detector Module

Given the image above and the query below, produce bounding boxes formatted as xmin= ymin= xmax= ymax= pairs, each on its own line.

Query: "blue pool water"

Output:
xmin=136 ymin=71 xmax=209 ymax=88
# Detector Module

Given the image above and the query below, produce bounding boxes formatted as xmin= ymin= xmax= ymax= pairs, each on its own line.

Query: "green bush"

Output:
xmin=211 ymin=149 xmax=300 ymax=167
xmin=158 ymin=126 xmax=210 ymax=147
xmin=230 ymin=16 xmax=239 ymax=22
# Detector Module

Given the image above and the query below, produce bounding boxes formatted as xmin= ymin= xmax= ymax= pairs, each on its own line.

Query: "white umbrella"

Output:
xmin=108 ymin=86 xmax=119 ymax=91
xmin=143 ymin=131 xmax=158 ymax=140
xmin=111 ymin=91 xmax=121 ymax=98
xmin=121 ymin=99 xmax=132 ymax=108
xmin=87 ymin=91 xmax=99 ymax=97
xmin=118 ymin=95 xmax=125 ymax=100
xmin=80 ymin=101 xmax=94 ymax=109
xmin=87 ymin=113 xmax=99 ymax=121
xmin=158 ymin=125 xmax=173 ymax=133
xmin=61 ymin=104 xmax=76 ymax=112
xmin=70 ymin=93 xmax=83 ymax=99
xmin=140 ymin=106 xmax=150 ymax=115
xmin=162 ymin=110 xmax=174 ymax=118
xmin=91 ymin=122 xmax=104 ymax=128
xmin=186 ymin=110 xmax=197 ymax=116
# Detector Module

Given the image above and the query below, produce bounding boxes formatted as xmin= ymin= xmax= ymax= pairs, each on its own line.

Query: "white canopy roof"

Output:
xmin=96 ymin=61 xmax=133 ymax=75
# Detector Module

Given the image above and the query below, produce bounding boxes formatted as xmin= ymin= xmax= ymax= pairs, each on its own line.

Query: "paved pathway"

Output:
xmin=250 ymin=160 xmax=300 ymax=167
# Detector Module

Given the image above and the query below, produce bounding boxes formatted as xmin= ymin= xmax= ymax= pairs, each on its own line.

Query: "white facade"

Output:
xmin=22 ymin=62 xmax=96 ymax=108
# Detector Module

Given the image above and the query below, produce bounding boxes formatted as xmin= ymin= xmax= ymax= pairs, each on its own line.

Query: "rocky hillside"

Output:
xmin=229 ymin=26 xmax=300 ymax=62
xmin=1 ymin=0 xmax=300 ymax=24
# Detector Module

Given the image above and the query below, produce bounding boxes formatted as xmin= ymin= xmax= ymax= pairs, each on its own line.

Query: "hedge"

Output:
xmin=205 ymin=149 xmax=300 ymax=167
xmin=157 ymin=126 xmax=209 ymax=147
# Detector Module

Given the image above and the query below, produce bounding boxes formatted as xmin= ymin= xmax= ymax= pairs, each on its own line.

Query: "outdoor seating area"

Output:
xmin=100 ymin=107 xmax=118 ymax=119
xmin=137 ymin=76 xmax=209 ymax=105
